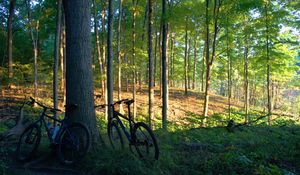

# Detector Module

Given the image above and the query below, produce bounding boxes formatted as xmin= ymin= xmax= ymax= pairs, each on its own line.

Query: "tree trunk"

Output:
xmin=7 ymin=0 xmax=16 ymax=82
xmin=244 ymin=36 xmax=249 ymax=123
xmin=101 ymin=0 xmax=108 ymax=119
xmin=265 ymin=2 xmax=272 ymax=125
xmin=201 ymin=44 xmax=205 ymax=92
xmin=93 ymin=0 xmax=105 ymax=100
xmin=53 ymin=0 xmax=62 ymax=116
xmin=117 ymin=0 xmax=123 ymax=112
xmin=192 ymin=38 xmax=197 ymax=90
xmin=203 ymin=0 xmax=221 ymax=126
xmin=184 ymin=17 xmax=188 ymax=96
xmin=63 ymin=0 xmax=99 ymax=142
xmin=60 ymin=12 xmax=66 ymax=107
xmin=132 ymin=0 xmax=137 ymax=119
xmin=107 ymin=0 xmax=114 ymax=119
xmin=148 ymin=0 xmax=154 ymax=129
xmin=161 ymin=0 xmax=168 ymax=130
xmin=187 ymin=39 xmax=191 ymax=90
xmin=226 ymin=17 xmax=231 ymax=119
xmin=26 ymin=0 xmax=39 ymax=100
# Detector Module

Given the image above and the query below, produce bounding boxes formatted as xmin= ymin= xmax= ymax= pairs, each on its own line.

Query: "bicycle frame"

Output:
xmin=110 ymin=103 xmax=136 ymax=143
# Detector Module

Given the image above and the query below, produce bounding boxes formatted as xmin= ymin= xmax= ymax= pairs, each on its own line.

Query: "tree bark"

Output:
xmin=244 ymin=36 xmax=249 ymax=123
xmin=148 ymin=0 xmax=154 ymax=129
xmin=184 ymin=17 xmax=188 ymax=96
xmin=192 ymin=38 xmax=197 ymax=90
xmin=161 ymin=0 xmax=168 ymax=130
xmin=7 ymin=0 xmax=16 ymax=82
xmin=265 ymin=1 xmax=272 ymax=125
xmin=93 ymin=0 xmax=105 ymax=100
xmin=101 ymin=0 xmax=108 ymax=119
xmin=117 ymin=0 xmax=123 ymax=113
xmin=107 ymin=0 xmax=114 ymax=119
xmin=53 ymin=0 xmax=62 ymax=116
xmin=63 ymin=0 xmax=99 ymax=142
xmin=203 ymin=0 xmax=221 ymax=126
xmin=132 ymin=0 xmax=137 ymax=119
xmin=26 ymin=0 xmax=39 ymax=100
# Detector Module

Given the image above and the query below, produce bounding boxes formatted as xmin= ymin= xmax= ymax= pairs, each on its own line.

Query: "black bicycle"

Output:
xmin=16 ymin=97 xmax=91 ymax=165
xmin=96 ymin=99 xmax=159 ymax=160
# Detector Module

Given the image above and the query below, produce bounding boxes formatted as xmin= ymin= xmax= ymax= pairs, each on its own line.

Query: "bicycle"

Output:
xmin=16 ymin=97 xmax=91 ymax=165
xmin=96 ymin=99 xmax=159 ymax=160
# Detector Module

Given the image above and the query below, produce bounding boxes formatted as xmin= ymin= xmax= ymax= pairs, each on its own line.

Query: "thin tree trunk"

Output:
xmin=93 ymin=0 xmax=105 ymax=100
xmin=201 ymin=44 xmax=205 ymax=92
xmin=265 ymin=1 xmax=272 ymax=125
xmin=63 ymin=0 xmax=99 ymax=143
xmin=101 ymin=0 xmax=108 ymax=119
xmin=184 ymin=17 xmax=188 ymax=96
xmin=117 ymin=0 xmax=123 ymax=112
xmin=203 ymin=0 xmax=221 ymax=126
xmin=161 ymin=0 xmax=168 ymax=130
xmin=226 ymin=17 xmax=231 ymax=119
xmin=244 ymin=36 xmax=249 ymax=123
xmin=53 ymin=0 xmax=62 ymax=117
xmin=132 ymin=0 xmax=137 ymax=119
xmin=192 ymin=38 xmax=197 ymax=90
xmin=26 ymin=0 xmax=39 ymax=100
xmin=187 ymin=39 xmax=191 ymax=89
xmin=107 ymin=0 xmax=114 ymax=120
xmin=148 ymin=0 xmax=154 ymax=129
xmin=7 ymin=0 xmax=16 ymax=82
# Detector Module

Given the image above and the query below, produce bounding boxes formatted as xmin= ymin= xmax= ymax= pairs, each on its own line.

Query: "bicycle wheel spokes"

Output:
xmin=16 ymin=124 xmax=41 ymax=161
xmin=58 ymin=123 xmax=90 ymax=165
xmin=133 ymin=122 xmax=159 ymax=160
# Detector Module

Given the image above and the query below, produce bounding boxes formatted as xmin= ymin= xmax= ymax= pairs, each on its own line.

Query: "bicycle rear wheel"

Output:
xmin=57 ymin=123 xmax=90 ymax=165
xmin=108 ymin=119 xmax=124 ymax=150
xmin=16 ymin=124 xmax=41 ymax=161
xmin=132 ymin=122 xmax=159 ymax=160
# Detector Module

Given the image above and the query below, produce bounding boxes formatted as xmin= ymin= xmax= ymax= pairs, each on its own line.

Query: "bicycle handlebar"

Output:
xmin=95 ymin=99 xmax=134 ymax=109
xmin=29 ymin=97 xmax=62 ymax=112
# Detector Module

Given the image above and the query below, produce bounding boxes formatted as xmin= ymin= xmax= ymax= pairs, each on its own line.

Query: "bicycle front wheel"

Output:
xmin=107 ymin=119 xmax=124 ymax=150
xmin=132 ymin=122 xmax=159 ymax=160
xmin=16 ymin=124 xmax=41 ymax=161
xmin=57 ymin=123 xmax=91 ymax=165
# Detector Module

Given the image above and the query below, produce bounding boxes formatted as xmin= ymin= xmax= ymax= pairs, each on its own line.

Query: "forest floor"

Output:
xmin=0 ymin=86 xmax=300 ymax=174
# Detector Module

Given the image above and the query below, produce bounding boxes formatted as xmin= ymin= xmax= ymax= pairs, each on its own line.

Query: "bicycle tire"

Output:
xmin=132 ymin=122 xmax=159 ymax=160
xmin=107 ymin=119 xmax=124 ymax=150
xmin=57 ymin=122 xmax=91 ymax=165
xmin=16 ymin=124 xmax=41 ymax=161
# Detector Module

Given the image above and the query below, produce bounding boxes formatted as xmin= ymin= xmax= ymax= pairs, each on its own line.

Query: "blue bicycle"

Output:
xmin=16 ymin=97 xmax=91 ymax=165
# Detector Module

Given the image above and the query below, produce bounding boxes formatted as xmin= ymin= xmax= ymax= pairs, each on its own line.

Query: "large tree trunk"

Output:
xmin=7 ymin=0 xmax=16 ymax=82
xmin=161 ymin=0 xmax=168 ymax=130
xmin=53 ymin=0 xmax=62 ymax=116
xmin=107 ymin=0 xmax=114 ymax=119
xmin=63 ymin=0 xmax=99 ymax=142
xmin=184 ymin=17 xmax=188 ymax=96
xmin=148 ymin=0 xmax=154 ymax=129
xmin=117 ymin=0 xmax=123 ymax=113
